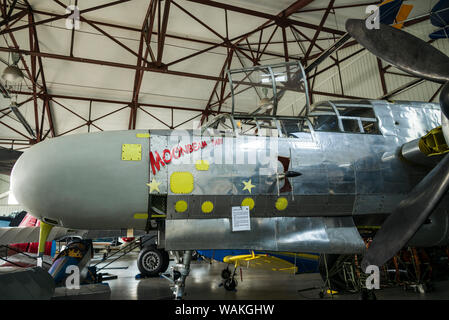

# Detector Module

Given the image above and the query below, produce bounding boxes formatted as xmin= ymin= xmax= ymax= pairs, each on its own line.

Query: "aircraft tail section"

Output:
xmin=379 ymin=0 xmax=413 ymax=29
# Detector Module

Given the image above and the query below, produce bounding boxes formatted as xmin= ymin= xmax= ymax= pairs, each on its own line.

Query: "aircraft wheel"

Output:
xmin=137 ymin=245 xmax=169 ymax=277
xmin=221 ymin=268 xmax=231 ymax=279
xmin=223 ymin=278 xmax=237 ymax=291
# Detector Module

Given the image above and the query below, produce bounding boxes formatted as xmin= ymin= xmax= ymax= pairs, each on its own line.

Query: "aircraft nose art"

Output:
xmin=10 ymin=131 xmax=151 ymax=229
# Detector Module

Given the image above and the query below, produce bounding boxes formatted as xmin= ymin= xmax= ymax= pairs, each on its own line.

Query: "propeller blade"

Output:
xmin=345 ymin=19 xmax=449 ymax=84
xmin=440 ymin=81 xmax=449 ymax=119
xmin=346 ymin=19 xmax=449 ymax=270
xmin=361 ymin=152 xmax=449 ymax=270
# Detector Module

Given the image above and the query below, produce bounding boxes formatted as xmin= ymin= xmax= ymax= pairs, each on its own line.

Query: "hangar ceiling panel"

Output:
xmin=0 ymin=0 xmax=444 ymax=149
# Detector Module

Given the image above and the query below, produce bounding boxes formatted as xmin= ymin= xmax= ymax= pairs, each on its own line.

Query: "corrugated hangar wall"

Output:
xmin=0 ymin=174 xmax=25 ymax=217
xmin=0 ymin=174 xmax=9 ymax=205
xmin=275 ymin=24 xmax=447 ymax=118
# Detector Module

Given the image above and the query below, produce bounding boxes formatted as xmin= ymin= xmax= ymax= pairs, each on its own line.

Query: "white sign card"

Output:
xmin=231 ymin=206 xmax=251 ymax=231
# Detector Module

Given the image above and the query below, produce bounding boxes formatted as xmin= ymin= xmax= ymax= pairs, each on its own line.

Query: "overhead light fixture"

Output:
xmin=2 ymin=52 xmax=23 ymax=85
xmin=2 ymin=64 xmax=24 ymax=83
xmin=1 ymin=52 xmax=35 ymax=138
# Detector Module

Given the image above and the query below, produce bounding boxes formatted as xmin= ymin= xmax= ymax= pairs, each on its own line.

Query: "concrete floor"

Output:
xmin=91 ymin=251 xmax=449 ymax=300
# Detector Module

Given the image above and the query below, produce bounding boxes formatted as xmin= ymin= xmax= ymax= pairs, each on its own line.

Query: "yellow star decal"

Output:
xmin=147 ymin=178 xmax=161 ymax=193
xmin=242 ymin=179 xmax=255 ymax=194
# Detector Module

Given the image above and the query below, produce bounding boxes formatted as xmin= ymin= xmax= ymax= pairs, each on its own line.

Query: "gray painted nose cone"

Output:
xmin=345 ymin=18 xmax=449 ymax=84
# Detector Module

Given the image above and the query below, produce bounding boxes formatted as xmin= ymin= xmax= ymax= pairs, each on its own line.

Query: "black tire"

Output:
xmin=221 ymin=268 xmax=231 ymax=280
xmin=224 ymin=278 xmax=237 ymax=291
xmin=137 ymin=245 xmax=169 ymax=277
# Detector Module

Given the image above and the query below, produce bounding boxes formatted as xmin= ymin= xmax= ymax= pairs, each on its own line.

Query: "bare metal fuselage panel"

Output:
xmin=11 ymin=100 xmax=447 ymax=254
xmin=148 ymin=100 xmax=447 ymax=252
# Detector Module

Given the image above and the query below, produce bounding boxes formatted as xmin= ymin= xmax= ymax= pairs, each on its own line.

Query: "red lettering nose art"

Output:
xmin=149 ymin=138 xmax=223 ymax=175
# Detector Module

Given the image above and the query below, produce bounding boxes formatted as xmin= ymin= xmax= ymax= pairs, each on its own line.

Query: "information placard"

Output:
xmin=231 ymin=206 xmax=251 ymax=231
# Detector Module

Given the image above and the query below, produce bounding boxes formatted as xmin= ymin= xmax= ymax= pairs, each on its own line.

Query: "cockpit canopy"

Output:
xmin=202 ymin=100 xmax=381 ymax=137
xmin=308 ymin=100 xmax=380 ymax=134
xmin=203 ymin=61 xmax=380 ymax=137
xmin=227 ymin=61 xmax=310 ymax=117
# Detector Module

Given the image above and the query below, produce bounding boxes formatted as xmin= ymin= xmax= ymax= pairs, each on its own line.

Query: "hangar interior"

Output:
xmin=1 ymin=0 xmax=449 ymax=300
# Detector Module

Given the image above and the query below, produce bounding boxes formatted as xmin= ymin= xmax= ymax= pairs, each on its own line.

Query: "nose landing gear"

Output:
xmin=161 ymin=250 xmax=192 ymax=299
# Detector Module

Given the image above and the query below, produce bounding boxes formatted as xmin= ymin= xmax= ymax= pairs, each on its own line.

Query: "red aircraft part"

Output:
xmin=7 ymin=213 xmax=53 ymax=256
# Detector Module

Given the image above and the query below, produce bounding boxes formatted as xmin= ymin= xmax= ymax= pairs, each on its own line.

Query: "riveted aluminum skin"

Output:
xmin=153 ymin=100 xmax=448 ymax=251
xmin=165 ymin=217 xmax=365 ymax=253
xmin=155 ymin=100 xmax=441 ymax=221
xmin=10 ymin=98 xmax=449 ymax=252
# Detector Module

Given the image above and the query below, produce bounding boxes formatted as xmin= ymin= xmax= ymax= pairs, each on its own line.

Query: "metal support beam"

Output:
xmin=377 ymin=58 xmax=387 ymax=96
xmin=157 ymin=0 xmax=171 ymax=66
xmin=185 ymin=0 xmax=343 ymax=35
xmin=304 ymin=0 xmax=335 ymax=61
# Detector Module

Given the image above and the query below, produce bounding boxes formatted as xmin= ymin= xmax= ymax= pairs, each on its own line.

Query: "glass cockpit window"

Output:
xmin=309 ymin=114 xmax=340 ymax=132
xmin=341 ymin=119 xmax=361 ymax=133
xmin=336 ymin=106 xmax=376 ymax=118
xmin=362 ymin=121 xmax=380 ymax=134
xmin=279 ymin=119 xmax=313 ymax=137
xmin=281 ymin=119 xmax=300 ymax=135
xmin=227 ymin=61 xmax=309 ymax=118
xmin=308 ymin=101 xmax=381 ymax=135
xmin=247 ymin=118 xmax=280 ymax=137
xmin=298 ymin=119 xmax=311 ymax=133
xmin=308 ymin=103 xmax=340 ymax=132
xmin=337 ymin=105 xmax=380 ymax=134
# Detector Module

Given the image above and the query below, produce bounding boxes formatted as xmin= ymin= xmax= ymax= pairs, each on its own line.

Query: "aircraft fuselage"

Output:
xmin=11 ymin=100 xmax=448 ymax=254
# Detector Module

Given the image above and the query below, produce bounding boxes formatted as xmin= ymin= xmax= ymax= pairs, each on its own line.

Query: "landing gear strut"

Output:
xmin=221 ymin=266 xmax=238 ymax=291
xmin=161 ymin=250 xmax=192 ymax=299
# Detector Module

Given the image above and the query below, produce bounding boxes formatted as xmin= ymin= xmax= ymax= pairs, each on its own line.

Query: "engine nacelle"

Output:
xmin=401 ymin=114 xmax=448 ymax=167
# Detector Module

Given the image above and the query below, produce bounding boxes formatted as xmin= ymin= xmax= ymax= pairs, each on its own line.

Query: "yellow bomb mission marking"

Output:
xmin=201 ymin=201 xmax=214 ymax=213
xmin=241 ymin=197 xmax=255 ymax=210
xmin=175 ymin=200 xmax=188 ymax=213
xmin=275 ymin=197 xmax=288 ymax=211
